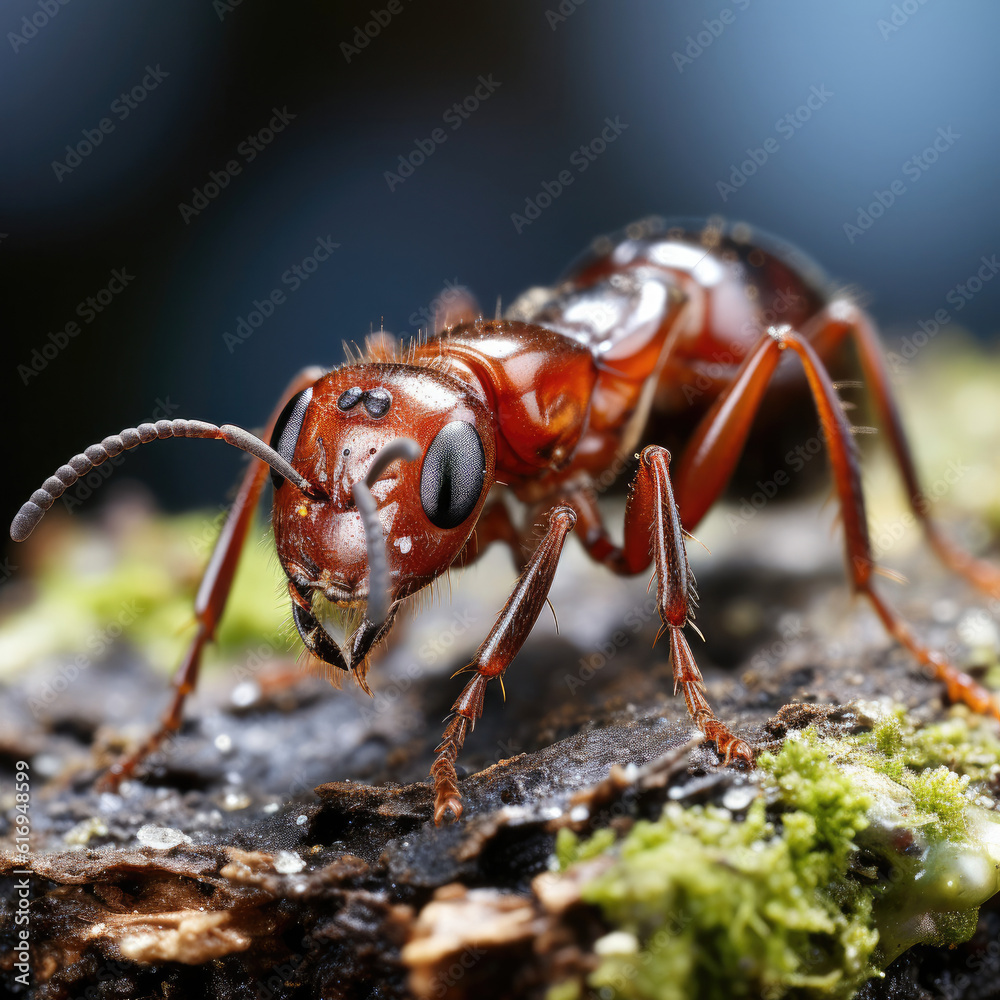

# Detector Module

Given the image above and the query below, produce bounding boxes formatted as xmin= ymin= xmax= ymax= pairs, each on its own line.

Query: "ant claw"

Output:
xmin=719 ymin=738 xmax=756 ymax=768
xmin=434 ymin=795 xmax=463 ymax=826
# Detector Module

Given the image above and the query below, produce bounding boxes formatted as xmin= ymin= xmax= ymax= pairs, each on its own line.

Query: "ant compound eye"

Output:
xmin=363 ymin=387 xmax=391 ymax=418
xmin=338 ymin=386 xmax=363 ymax=411
xmin=269 ymin=387 xmax=313 ymax=490
xmin=420 ymin=421 xmax=486 ymax=530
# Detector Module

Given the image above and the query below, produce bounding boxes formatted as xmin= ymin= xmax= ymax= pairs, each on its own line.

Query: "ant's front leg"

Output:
xmin=570 ymin=455 xmax=754 ymax=767
xmin=432 ymin=505 xmax=577 ymax=824
xmin=97 ymin=367 xmax=325 ymax=791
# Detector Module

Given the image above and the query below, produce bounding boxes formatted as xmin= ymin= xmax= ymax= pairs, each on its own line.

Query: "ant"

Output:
xmin=11 ymin=216 xmax=1000 ymax=825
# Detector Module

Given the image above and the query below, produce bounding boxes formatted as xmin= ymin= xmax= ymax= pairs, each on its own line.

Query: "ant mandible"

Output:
xmin=11 ymin=216 xmax=1000 ymax=825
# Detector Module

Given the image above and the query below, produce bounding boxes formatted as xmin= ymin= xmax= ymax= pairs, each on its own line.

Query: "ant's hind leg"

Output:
xmin=670 ymin=321 xmax=999 ymax=721
xmin=775 ymin=329 xmax=1000 ymax=722
xmin=829 ymin=300 xmax=1000 ymax=600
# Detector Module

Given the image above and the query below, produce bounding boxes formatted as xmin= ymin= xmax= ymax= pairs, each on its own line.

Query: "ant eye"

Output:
xmin=269 ymin=387 xmax=313 ymax=490
xmin=420 ymin=421 xmax=486 ymax=529
xmin=338 ymin=387 xmax=363 ymax=411
xmin=363 ymin=387 xmax=391 ymax=418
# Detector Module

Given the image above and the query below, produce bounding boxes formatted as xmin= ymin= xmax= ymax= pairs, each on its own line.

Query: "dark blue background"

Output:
xmin=4 ymin=0 xmax=998 ymax=515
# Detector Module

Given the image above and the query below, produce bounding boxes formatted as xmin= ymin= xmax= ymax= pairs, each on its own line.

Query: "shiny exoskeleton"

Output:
xmin=12 ymin=216 xmax=1000 ymax=824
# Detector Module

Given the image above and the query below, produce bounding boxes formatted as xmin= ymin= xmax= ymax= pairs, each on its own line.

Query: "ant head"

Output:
xmin=270 ymin=362 xmax=496 ymax=616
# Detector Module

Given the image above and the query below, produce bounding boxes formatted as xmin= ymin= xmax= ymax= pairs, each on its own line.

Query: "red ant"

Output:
xmin=11 ymin=216 xmax=1000 ymax=825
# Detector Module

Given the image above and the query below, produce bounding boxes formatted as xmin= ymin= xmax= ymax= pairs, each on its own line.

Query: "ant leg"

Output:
xmin=431 ymin=505 xmax=576 ymax=824
xmin=673 ymin=332 xmax=786 ymax=530
xmin=673 ymin=326 xmax=999 ymax=720
xmin=776 ymin=330 xmax=1000 ymax=720
xmin=684 ymin=299 xmax=1000 ymax=597
xmin=97 ymin=366 xmax=326 ymax=790
xmin=568 ymin=465 xmax=754 ymax=766
xmin=568 ymin=484 xmax=652 ymax=575
xmin=827 ymin=301 xmax=1000 ymax=600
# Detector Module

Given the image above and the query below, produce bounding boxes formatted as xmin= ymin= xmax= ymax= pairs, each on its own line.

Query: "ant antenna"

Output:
xmin=351 ymin=437 xmax=421 ymax=625
xmin=10 ymin=419 xmax=321 ymax=542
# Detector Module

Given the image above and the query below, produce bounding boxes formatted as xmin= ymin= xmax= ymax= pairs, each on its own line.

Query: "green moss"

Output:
xmin=552 ymin=722 xmax=1000 ymax=1000
xmin=870 ymin=713 xmax=904 ymax=760
xmin=850 ymin=708 xmax=1000 ymax=838
xmin=556 ymin=825 xmax=616 ymax=868
xmin=906 ymin=767 xmax=971 ymax=841
xmin=757 ymin=733 xmax=873 ymax=872
xmin=844 ymin=709 xmax=1000 ymax=963
xmin=582 ymin=798 xmax=874 ymax=999
xmin=557 ymin=732 xmax=878 ymax=1000
xmin=872 ymin=709 xmax=1000 ymax=784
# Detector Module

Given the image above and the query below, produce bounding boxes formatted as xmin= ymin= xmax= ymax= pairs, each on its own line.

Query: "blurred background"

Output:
xmin=3 ymin=0 xmax=1000 ymax=529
